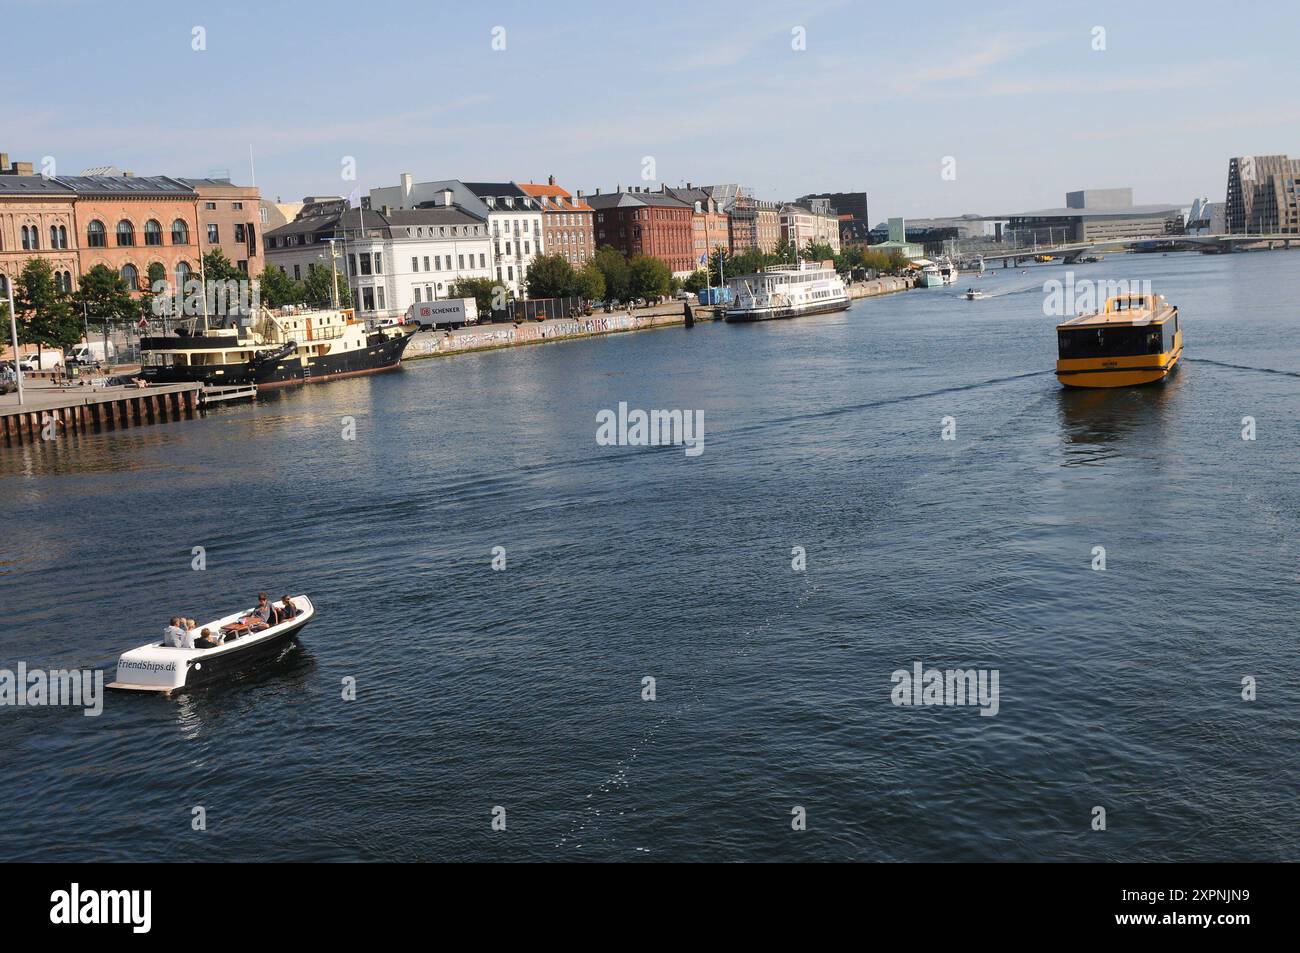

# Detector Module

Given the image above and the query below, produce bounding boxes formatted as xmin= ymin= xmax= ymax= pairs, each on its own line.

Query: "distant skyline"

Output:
xmin=7 ymin=0 xmax=1300 ymax=221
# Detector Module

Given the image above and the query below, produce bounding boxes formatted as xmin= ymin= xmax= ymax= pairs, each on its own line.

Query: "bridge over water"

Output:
xmin=966 ymin=233 xmax=1298 ymax=265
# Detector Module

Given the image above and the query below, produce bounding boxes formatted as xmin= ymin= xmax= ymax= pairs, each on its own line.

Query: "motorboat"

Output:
xmin=108 ymin=595 xmax=314 ymax=694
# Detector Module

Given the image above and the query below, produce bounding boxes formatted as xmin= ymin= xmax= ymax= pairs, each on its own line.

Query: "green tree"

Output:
xmin=259 ymin=266 xmax=301 ymax=308
xmin=592 ymin=245 xmax=631 ymax=303
xmin=202 ymin=249 xmax=243 ymax=283
xmin=804 ymin=241 xmax=835 ymax=263
xmin=302 ymin=263 xmax=347 ymax=308
xmin=683 ymin=269 xmax=709 ymax=294
xmin=16 ymin=258 xmax=79 ymax=357
xmin=75 ymin=264 xmax=137 ymax=328
xmin=575 ymin=261 xmax=606 ymax=302
xmin=449 ymin=277 xmax=505 ymax=317
xmin=627 ymin=254 xmax=671 ymax=302
xmin=525 ymin=254 xmax=577 ymax=299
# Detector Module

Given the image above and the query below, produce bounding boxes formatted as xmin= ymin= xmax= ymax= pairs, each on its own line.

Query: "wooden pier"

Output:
xmin=0 ymin=382 xmax=201 ymax=447
xmin=199 ymin=383 xmax=257 ymax=406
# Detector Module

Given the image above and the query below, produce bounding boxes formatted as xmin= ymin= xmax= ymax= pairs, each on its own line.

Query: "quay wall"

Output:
xmin=405 ymin=308 xmax=685 ymax=360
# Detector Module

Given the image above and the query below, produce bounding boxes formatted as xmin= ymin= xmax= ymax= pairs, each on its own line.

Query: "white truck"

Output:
xmin=18 ymin=350 xmax=64 ymax=371
xmin=408 ymin=297 xmax=478 ymax=330
xmin=67 ymin=340 xmax=117 ymax=366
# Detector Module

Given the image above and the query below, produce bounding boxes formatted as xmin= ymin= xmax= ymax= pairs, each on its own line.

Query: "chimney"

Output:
xmin=548 ymin=174 xmax=555 ymax=186
xmin=595 ymin=188 xmax=601 ymax=195
xmin=442 ymin=188 xmax=453 ymax=207
xmin=576 ymin=189 xmax=584 ymax=198
xmin=382 ymin=204 xmax=391 ymax=216
xmin=401 ymin=172 xmax=413 ymax=199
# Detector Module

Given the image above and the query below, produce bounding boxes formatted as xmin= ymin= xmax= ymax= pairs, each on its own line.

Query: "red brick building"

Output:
xmin=584 ymin=186 xmax=694 ymax=275
xmin=664 ymin=185 xmax=729 ymax=269
xmin=518 ymin=176 xmax=595 ymax=267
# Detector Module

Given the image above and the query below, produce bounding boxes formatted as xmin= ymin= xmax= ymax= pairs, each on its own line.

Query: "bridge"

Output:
xmin=965 ymin=233 xmax=1299 ymax=266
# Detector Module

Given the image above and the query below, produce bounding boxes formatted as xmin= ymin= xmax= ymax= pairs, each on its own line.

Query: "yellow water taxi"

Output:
xmin=1055 ymin=294 xmax=1182 ymax=388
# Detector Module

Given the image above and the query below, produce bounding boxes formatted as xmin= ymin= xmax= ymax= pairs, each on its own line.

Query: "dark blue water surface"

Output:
xmin=1 ymin=251 xmax=1297 ymax=861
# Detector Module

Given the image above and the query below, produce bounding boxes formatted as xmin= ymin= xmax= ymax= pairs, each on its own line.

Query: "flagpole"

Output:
xmin=6 ymin=277 xmax=23 ymax=405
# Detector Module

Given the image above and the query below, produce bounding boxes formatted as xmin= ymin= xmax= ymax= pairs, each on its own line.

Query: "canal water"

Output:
xmin=1 ymin=252 xmax=1296 ymax=861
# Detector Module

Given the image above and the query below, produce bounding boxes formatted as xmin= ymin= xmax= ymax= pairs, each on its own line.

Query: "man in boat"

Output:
xmin=162 ymin=617 xmax=187 ymax=647
xmin=242 ymin=593 xmax=273 ymax=631
xmin=280 ymin=595 xmax=299 ymax=621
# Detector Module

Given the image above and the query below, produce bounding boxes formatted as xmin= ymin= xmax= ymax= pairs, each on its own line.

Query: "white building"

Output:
xmin=368 ymin=175 xmax=544 ymax=297
xmin=263 ymin=203 xmax=492 ymax=320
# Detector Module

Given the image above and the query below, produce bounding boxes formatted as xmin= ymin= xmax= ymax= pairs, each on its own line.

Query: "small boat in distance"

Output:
xmin=965 ymin=288 xmax=985 ymax=300
xmin=108 ymin=595 xmax=314 ymax=694
xmin=1056 ymin=295 xmax=1182 ymax=388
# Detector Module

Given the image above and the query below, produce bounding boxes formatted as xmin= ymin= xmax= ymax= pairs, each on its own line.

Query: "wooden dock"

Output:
xmin=199 ymin=384 xmax=257 ymax=406
xmin=0 ymin=382 xmax=201 ymax=446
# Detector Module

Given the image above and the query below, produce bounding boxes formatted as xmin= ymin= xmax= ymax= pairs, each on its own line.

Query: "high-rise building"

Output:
xmin=1225 ymin=155 xmax=1300 ymax=234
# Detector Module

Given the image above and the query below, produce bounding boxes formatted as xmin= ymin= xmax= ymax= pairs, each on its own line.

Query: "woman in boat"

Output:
xmin=195 ymin=628 xmax=223 ymax=649
xmin=280 ymin=595 xmax=299 ymax=621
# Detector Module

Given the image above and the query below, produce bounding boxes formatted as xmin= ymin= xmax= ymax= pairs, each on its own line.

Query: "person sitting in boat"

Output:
xmin=162 ymin=617 xmax=187 ymax=647
xmin=279 ymin=595 xmax=299 ymax=621
xmin=242 ymin=592 xmax=273 ymax=631
xmin=195 ymin=627 xmax=223 ymax=649
xmin=179 ymin=622 xmax=197 ymax=650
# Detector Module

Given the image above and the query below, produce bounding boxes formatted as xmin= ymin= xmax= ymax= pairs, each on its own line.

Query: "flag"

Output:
xmin=348 ymin=186 xmax=361 ymax=209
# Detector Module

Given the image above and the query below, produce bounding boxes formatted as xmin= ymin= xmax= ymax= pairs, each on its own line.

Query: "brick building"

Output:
xmin=0 ymin=175 xmax=78 ymax=298
xmin=663 ymin=185 xmax=729 ymax=269
xmin=519 ymin=176 xmax=595 ymax=267
xmin=180 ymin=178 xmax=263 ymax=274
xmin=585 ymin=186 xmax=694 ymax=275
xmin=61 ymin=176 xmax=203 ymax=293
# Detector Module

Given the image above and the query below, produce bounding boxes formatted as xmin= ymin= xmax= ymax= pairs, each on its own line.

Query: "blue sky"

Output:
xmin=7 ymin=0 xmax=1299 ymax=220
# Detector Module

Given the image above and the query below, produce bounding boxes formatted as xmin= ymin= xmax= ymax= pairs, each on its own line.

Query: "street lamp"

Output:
xmin=5 ymin=276 xmax=23 ymax=405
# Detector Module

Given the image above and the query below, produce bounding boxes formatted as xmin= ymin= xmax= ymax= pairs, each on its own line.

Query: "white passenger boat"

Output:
xmin=108 ymin=595 xmax=314 ymax=694
xmin=965 ymin=288 xmax=985 ymax=300
xmin=723 ymin=261 xmax=849 ymax=322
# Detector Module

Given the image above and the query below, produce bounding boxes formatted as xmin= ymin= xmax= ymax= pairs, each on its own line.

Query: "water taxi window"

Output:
xmin=1058 ymin=326 xmax=1165 ymax=358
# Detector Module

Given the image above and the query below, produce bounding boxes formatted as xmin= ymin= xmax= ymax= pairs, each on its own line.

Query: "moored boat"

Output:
xmin=1055 ymin=294 xmax=1182 ymax=388
xmin=139 ymin=307 xmax=415 ymax=391
xmin=108 ymin=595 xmax=314 ymax=694
xmin=724 ymin=260 xmax=849 ymax=322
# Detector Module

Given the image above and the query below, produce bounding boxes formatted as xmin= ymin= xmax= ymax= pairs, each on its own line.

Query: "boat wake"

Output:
xmin=1186 ymin=358 xmax=1300 ymax=379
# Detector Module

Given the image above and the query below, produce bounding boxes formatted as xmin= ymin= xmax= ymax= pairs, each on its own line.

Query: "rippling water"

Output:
xmin=1 ymin=251 xmax=1297 ymax=861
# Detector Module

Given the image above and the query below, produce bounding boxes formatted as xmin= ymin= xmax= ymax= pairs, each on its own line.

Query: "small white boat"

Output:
xmin=965 ymin=289 xmax=985 ymax=300
xmin=108 ymin=595 xmax=314 ymax=694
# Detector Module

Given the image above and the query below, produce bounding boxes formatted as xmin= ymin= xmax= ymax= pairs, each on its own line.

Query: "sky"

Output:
xmin=6 ymin=0 xmax=1300 ymax=222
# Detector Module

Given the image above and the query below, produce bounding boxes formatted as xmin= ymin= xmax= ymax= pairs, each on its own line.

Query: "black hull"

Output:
xmin=255 ymin=329 xmax=415 ymax=390
xmin=182 ymin=616 xmax=312 ymax=688
xmin=724 ymin=299 xmax=851 ymax=322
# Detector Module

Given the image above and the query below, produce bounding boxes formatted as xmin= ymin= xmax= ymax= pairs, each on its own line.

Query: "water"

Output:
xmin=1 ymin=251 xmax=1297 ymax=862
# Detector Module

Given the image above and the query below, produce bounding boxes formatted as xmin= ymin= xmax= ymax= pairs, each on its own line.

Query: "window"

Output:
xmin=412 ymin=257 xmax=419 ymax=271
xmin=423 ymin=256 xmax=430 ymax=271
xmin=144 ymin=220 xmax=162 ymax=246
xmin=234 ymin=223 xmax=246 ymax=243
xmin=238 ymin=260 xmax=247 ymax=273
xmin=207 ymin=224 xmax=219 ymax=244
xmin=121 ymin=263 xmax=138 ymax=289
xmin=478 ymin=253 xmax=485 ymax=268
xmin=87 ymin=220 xmax=106 ymax=247
xmin=21 ymin=225 xmax=35 ymax=250
xmin=232 ymin=202 xmax=243 ymax=210
xmin=360 ymin=255 xmax=372 ymax=276
xmin=524 ymin=241 xmax=530 ymax=255
xmin=172 ymin=219 xmax=189 ymax=244
xmin=362 ymin=287 xmax=375 ymax=311
xmin=116 ymin=221 xmax=134 ymax=246
xmin=349 ymin=254 xmax=358 ymax=276
xmin=293 ymin=264 xmax=301 ymax=280
xmin=373 ymin=253 xmax=382 ymax=274
xmin=414 ymin=288 xmax=422 ymax=303
xmin=205 ymin=202 xmax=217 ymax=210
xmin=434 ymin=257 xmax=442 ymax=272
xmin=377 ymin=287 xmax=385 ymax=310
xmin=458 ymin=255 xmax=464 ymax=269
xmin=507 ymin=266 xmax=513 ymax=281
xmin=49 ymin=225 xmax=59 ymax=248
xmin=176 ymin=262 xmax=191 ymax=287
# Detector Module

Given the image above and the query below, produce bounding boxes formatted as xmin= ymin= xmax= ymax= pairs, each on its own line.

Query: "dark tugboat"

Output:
xmin=138 ymin=306 xmax=416 ymax=391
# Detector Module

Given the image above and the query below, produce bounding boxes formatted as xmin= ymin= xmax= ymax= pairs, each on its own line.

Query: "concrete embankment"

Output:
xmin=848 ymin=275 xmax=915 ymax=300
xmin=405 ymin=304 xmax=687 ymax=360
xmin=405 ymin=279 xmax=916 ymax=360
